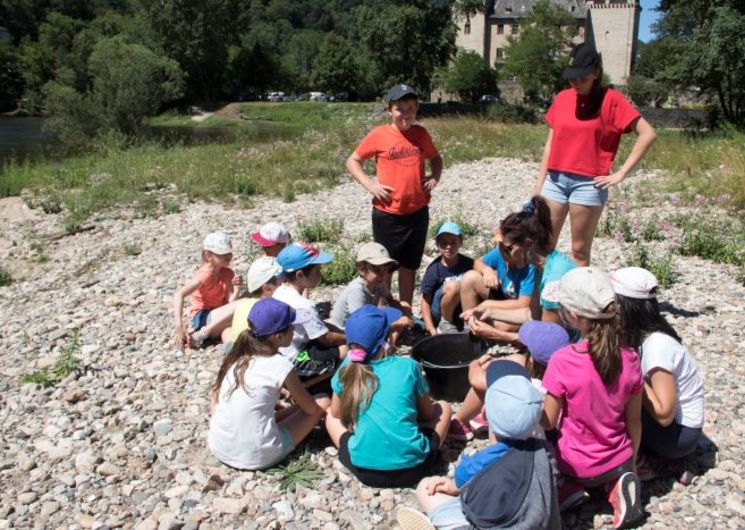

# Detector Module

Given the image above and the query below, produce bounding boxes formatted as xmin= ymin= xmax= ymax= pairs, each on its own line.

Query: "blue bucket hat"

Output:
xmin=485 ymin=360 xmax=543 ymax=440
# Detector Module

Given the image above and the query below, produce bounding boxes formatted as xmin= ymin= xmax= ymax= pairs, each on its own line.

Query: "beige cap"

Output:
xmin=549 ymin=267 xmax=616 ymax=319
xmin=356 ymin=242 xmax=398 ymax=267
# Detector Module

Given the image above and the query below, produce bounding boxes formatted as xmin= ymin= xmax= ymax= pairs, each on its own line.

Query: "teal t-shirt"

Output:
xmin=481 ymin=247 xmax=537 ymax=298
xmin=331 ymin=355 xmax=430 ymax=470
xmin=540 ymin=250 xmax=576 ymax=310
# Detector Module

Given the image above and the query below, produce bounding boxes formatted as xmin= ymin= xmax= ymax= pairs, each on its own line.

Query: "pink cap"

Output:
xmin=251 ymin=222 xmax=290 ymax=247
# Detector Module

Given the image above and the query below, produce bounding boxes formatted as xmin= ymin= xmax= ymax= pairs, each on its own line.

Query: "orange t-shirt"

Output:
xmin=354 ymin=124 xmax=439 ymax=215
xmin=188 ymin=266 xmax=234 ymax=316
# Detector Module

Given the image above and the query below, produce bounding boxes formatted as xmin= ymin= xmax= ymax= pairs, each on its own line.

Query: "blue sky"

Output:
xmin=639 ymin=0 xmax=660 ymax=42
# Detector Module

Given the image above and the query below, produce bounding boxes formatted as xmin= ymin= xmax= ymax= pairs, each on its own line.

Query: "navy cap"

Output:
xmin=249 ymin=298 xmax=310 ymax=337
xmin=384 ymin=84 xmax=418 ymax=103
xmin=345 ymin=304 xmax=402 ymax=359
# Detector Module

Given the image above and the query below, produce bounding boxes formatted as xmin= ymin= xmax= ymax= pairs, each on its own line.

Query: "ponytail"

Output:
xmin=337 ymin=344 xmax=390 ymax=429
xmin=583 ymin=302 xmax=623 ymax=385
xmin=499 ymin=195 xmax=553 ymax=254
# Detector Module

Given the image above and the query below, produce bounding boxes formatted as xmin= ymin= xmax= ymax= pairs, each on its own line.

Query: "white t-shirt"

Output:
xmin=640 ymin=332 xmax=705 ymax=429
xmin=208 ymin=354 xmax=294 ymax=469
xmin=273 ymin=284 xmax=328 ymax=359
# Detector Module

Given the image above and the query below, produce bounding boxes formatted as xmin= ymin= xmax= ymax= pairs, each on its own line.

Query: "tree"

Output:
xmin=439 ymin=49 xmax=497 ymax=102
xmin=501 ymin=0 xmax=574 ymax=102
xmin=310 ymin=34 xmax=359 ymax=93
xmin=0 ymin=41 xmax=24 ymax=112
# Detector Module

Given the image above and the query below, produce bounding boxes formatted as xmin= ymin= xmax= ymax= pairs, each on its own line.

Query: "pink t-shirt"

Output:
xmin=542 ymin=340 xmax=643 ymax=479
xmin=188 ymin=266 xmax=234 ymax=316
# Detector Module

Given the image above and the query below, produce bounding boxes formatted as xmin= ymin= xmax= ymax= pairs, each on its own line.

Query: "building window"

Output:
xmin=496 ymin=48 xmax=504 ymax=59
xmin=464 ymin=19 xmax=471 ymax=34
xmin=497 ymin=24 xmax=504 ymax=35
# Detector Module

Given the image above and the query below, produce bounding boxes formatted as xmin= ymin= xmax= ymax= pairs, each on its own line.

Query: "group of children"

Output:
xmin=171 ymin=84 xmax=705 ymax=529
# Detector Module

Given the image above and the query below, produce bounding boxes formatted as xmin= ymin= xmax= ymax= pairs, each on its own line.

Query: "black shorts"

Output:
xmin=338 ymin=428 xmax=441 ymax=488
xmin=372 ymin=206 xmax=429 ymax=270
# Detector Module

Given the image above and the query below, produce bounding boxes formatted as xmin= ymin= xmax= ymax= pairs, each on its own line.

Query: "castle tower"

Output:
xmin=585 ymin=0 xmax=640 ymax=84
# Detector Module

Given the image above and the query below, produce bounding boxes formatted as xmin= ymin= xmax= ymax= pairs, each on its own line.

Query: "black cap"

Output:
xmin=562 ymin=42 xmax=601 ymax=80
xmin=384 ymin=84 xmax=417 ymax=103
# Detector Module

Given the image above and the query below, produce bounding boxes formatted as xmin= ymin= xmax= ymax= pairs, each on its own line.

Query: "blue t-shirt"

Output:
xmin=480 ymin=248 xmax=536 ymax=299
xmin=454 ymin=441 xmax=512 ymax=488
xmin=540 ymin=250 xmax=576 ymax=310
xmin=331 ymin=356 xmax=430 ymax=470
xmin=421 ymin=254 xmax=475 ymax=298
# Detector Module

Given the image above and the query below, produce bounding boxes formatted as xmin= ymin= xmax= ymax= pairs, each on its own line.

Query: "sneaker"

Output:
xmin=469 ymin=410 xmax=489 ymax=436
xmin=437 ymin=319 xmax=462 ymax=334
xmin=608 ymin=472 xmax=643 ymax=529
xmin=448 ymin=418 xmax=474 ymax=442
xmin=558 ymin=481 xmax=590 ymax=512
xmin=396 ymin=506 xmax=435 ymax=530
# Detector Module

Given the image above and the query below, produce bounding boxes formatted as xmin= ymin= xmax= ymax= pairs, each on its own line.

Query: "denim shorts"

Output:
xmin=191 ymin=309 xmax=212 ymax=330
xmin=427 ymin=497 xmax=470 ymax=530
xmin=541 ymin=170 xmax=608 ymax=207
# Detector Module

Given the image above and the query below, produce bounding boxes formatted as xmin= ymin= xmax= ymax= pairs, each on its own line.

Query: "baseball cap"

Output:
xmin=345 ymin=304 xmax=403 ymax=360
xmin=610 ymin=267 xmax=659 ymax=300
xmin=518 ymin=321 xmax=570 ymax=366
xmin=562 ymin=42 xmax=602 ymax=80
xmin=247 ymin=256 xmax=282 ymax=293
xmin=251 ymin=222 xmax=290 ymax=247
xmin=485 ymin=360 xmax=543 ymax=440
xmin=203 ymin=231 xmax=233 ymax=255
xmin=546 ymin=267 xmax=616 ymax=319
xmin=248 ymin=298 xmax=310 ymax=337
xmin=276 ymin=243 xmax=333 ymax=273
xmin=356 ymin=242 xmax=398 ymax=267
xmin=384 ymin=84 xmax=417 ymax=103
xmin=435 ymin=221 xmax=462 ymax=238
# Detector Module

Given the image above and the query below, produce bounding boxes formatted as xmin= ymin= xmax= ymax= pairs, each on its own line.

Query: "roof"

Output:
xmin=488 ymin=0 xmax=587 ymax=19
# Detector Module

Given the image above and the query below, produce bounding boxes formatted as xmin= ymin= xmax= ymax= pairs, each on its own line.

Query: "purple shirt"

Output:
xmin=542 ymin=340 xmax=643 ymax=479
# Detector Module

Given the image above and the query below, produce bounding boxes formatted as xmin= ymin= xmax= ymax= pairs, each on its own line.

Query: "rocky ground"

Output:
xmin=1 ymin=157 xmax=744 ymax=530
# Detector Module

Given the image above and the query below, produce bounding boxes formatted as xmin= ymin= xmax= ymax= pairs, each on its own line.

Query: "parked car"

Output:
xmin=309 ymin=91 xmax=328 ymax=102
xmin=234 ymin=91 xmax=262 ymax=102
xmin=479 ymin=94 xmax=500 ymax=104
xmin=329 ymin=92 xmax=349 ymax=102
xmin=267 ymin=91 xmax=289 ymax=102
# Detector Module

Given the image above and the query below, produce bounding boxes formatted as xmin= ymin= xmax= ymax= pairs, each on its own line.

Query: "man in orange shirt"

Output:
xmin=346 ymin=84 xmax=443 ymax=311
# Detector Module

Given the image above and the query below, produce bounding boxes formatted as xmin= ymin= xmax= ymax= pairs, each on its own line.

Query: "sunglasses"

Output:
xmin=500 ymin=241 xmax=516 ymax=253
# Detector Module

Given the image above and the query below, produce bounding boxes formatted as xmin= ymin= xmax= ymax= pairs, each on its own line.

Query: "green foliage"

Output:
xmin=123 ymin=244 xmax=142 ymax=256
xmin=437 ymin=49 xmax=497 ymax=103
xmin=501 ymin=0 xmax=575 ymax=102
xmin=320 ymin=245 xmax=358 ymax=286
xmin=484 ymin=102 xmax=539 ymax=124
xmin=626 ymin=75 xmax=671 ymax=108
xmin=0 ymin=267 xmax=12 ymax=287
xmin=626 ymin=242 xmax=677 ymax=289
xmin=310 ymin=34 xmax=360 ymax=94
xmin=267 ymin=452 xmax=325 ymax=491
xmin=430 ymin=216 xmax=480 ymax=239
xmin=298 ymin=218 xmax=344 ymax=244
xmin=0 ymin=41 xmax=24 ymax=112
xmin=22 ymin=331 xmax=82 ymax=388
xmin=676 ymin=215 xmax=745 ymax=265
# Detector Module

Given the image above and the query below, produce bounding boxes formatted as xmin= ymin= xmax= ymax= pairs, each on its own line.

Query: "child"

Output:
xmin=346 ymin=84 xmax=443 ymax=310
xmin=420 ymin=222 xmax=474 ymax=336
xmin=611 ymin=267 xmax=704 ymax=470
xmin=542 ymin=267 xmax=644 ymax=529
xmin=208 ymin=298 xmax=330 ymax=470
xmin=398 ymin=359 xmax=560 ymax=530
xmin=173 ymin=231 xmax=243 ymax=349
xmin=228 ymin=256 xmax=283 ymax=344
xmin=328 ymin=242 xmax=401 ymax=330
xmin=274 ymin=243 xmax=346 ymax=381
xmin=325 ymin=304 xmax=452 ymax=488
xmin=448 ymin=321 xmax=569 ymax=442
xmin=251 ymin=222 xmax=290 ymax=257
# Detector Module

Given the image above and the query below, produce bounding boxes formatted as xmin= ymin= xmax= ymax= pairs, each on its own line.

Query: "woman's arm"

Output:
xmin=533 ymin=129 xmax=553 ymax=196
xmin=642 ymin=369 xmax=677 ymax=427
xmin=625 ymin=393 xmax=643 ymax=472
xmin=284 ymin=371 xmax=323 ymax=415
xmin=594 ymin=117 xmax=656 ymax=189
xmin=346 ymin=152 xmax=393 ymax=204
xmin=541 ymin=392 xmax=563 ymax=430
xmin=478 ymin=294 xmax=532 ymax=311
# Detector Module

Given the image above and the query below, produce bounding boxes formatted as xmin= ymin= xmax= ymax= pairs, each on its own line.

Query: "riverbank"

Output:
xmin=1 ymin=156 xmax=744 ymax=529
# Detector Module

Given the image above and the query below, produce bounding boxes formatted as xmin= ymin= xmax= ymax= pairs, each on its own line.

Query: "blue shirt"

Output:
xmin=454 ymin=441 xmax=513 ymax=488
xmin=481 ymin=248 xmax=536 ymax=299
xmin=421 ymin=254 xmax=475 ymax=298
xmin=331 ymin=356 xmax=430 ymax=470
xmin=540 ymin=250 xmax=576 ymax=310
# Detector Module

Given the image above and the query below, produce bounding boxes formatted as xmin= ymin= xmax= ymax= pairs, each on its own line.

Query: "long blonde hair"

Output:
xmin=579 ymin=302 xmax=623 ymax=385
xmin=338 ymin=344 xmax=391 ymax=429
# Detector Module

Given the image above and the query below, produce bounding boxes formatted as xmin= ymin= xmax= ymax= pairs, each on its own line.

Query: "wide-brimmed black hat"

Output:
xmin=562 ymin=43 xmax=602 ymax=80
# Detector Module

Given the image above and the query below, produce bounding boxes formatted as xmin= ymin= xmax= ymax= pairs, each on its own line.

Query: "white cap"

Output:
xmin=251 ymin=222 xmax=290 ymax=247
xmin=203 ymin=231 xmax=233 ymax=255
xmin=610 ymin=267 xmax=659 ymax=299
xmin=247 ymin=256 xmax=282 ymax=293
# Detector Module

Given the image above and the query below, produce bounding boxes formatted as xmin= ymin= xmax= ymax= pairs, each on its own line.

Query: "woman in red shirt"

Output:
xmin=533 ymin=43 xmax=656 ymax=266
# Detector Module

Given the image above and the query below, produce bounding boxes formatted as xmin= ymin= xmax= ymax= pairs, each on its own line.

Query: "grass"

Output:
xmin=320 ymin=244 xmax=358 ymax=286
xmin=22 ymin=331 xmax=82 ymax=388
xmin=625 ymin=241 xmax=678 ymax=289
xmin=266 ymin=452 xmax=325 ymax=491
xmin=297 ymin=218 xmax=344 ymax=244
xmin=0 ymin=267 xmax=11 ymax=287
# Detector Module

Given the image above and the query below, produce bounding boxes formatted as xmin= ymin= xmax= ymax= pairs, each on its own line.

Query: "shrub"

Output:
xmin=22 ymin=331 xmax=82 ymax=388
xmin=485 ymin=102 xmax=539 ymax=124
xmin=267 ymin=452 xmax=324 ymax=491
xmin=0 ymin=267 xmax=11 ymax=287
xmin=298 ymin=218 xmax=343 ymax=243
xmin=320 ymin=245 xmax=357 ymax=286
xmin=626 ymin=242 xmax=677 ymax=289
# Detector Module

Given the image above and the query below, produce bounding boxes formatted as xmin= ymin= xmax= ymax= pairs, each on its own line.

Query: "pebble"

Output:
xmin=0 ymin=160 xmax=743 ymax=529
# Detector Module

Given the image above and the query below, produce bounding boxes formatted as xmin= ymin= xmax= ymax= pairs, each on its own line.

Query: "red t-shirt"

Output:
xmin=545 ymin=88 xmax=640 ymax=178
xmin=354 ymin=124 xmax=439 ymax=215
xmin=189 ymin=266 xmax=234 ymax=316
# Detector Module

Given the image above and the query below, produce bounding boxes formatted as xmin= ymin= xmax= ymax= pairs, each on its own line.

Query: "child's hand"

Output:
xmin=460 ymin=305 xmax=483 ymax=322
xmin=174 ymin=327 xmax=189 ymax=350
xmin=426 ymin=476 xmax=458 ymax=496
xmin=426 ymin=325 xmax=437 ymax=336
xmin=422 ymin=176 xmax=439 ymax=193
xmin=232 ymin=275 xmax=243 ymax=288
xmin=368 ymin=182 xmax=394 ymax=205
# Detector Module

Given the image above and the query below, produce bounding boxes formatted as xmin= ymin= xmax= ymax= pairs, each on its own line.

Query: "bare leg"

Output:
xmin=419 ymin=400 xmax=452 ymax=448
xmin=416 ymin=477 xmax=460 ymax=513
xmin=568 ymin=203 xmax=605 ymax=266
xmin=278 ymin=395 xmax=330 ymax=446
xmin=397 ymin=266 xmax=416 ymax=311
xmin=460 ymin=270 xmax=491 ymax=311
xmin=202 ymin=300 xmax=241 ymax=338
xmin=324 ymin=407 xmax=349 ymax=448
xmin=438 ymin=281 xmax=461 ymax=322
xmin=454 ymin=388 xmax=484 ymax=424
xmin=545 ymin=198 xmax=570 ymax=251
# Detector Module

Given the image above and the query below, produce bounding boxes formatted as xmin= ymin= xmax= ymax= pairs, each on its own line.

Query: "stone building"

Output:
xmin=456 ymin=0 xmax=640 ymax=85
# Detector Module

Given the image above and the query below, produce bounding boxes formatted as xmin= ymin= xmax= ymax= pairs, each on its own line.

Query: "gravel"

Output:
xmin=1 ymin=157 xmax=743 ymax=529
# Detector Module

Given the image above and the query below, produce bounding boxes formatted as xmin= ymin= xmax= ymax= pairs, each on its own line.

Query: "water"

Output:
xmin=0 ymin=117 xmax=50 ymax=166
